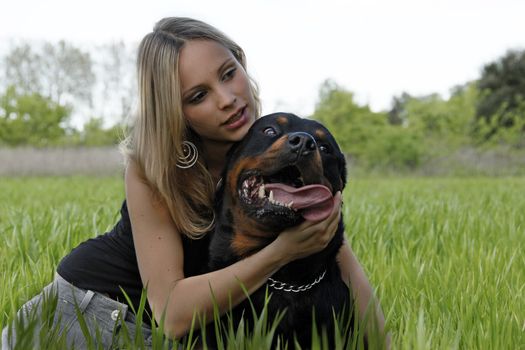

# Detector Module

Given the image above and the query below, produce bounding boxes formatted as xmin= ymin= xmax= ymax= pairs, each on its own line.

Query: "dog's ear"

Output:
xmin=339 ymin=153 xmax=347 ymax=189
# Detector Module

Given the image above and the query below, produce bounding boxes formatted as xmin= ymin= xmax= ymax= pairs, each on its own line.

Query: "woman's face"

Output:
xmin=179 ymin=40 xmax=256 ymax=145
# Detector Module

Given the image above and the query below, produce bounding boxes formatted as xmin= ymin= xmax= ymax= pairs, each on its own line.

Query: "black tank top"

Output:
xmin=57 ymin=200 xmax=210 ymax=318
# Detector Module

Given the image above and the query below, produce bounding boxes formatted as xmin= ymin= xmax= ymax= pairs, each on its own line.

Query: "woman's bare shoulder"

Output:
xmin=124 ymin=159 xmax=186 ymax=299
xmin=125 ymin=159 xmax=172 ymax=222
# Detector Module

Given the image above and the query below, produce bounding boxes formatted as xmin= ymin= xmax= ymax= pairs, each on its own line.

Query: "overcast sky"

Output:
xmin=1 ymin=0 xmax=524 ymax=120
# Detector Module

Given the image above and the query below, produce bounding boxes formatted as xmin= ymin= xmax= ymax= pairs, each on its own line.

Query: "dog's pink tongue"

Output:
xmin=264 ymin=183 xmax=334 ymax=221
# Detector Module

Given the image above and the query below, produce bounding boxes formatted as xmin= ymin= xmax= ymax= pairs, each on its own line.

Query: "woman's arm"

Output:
xmin=337 ymin=240 xmax=390 ymax=348
xmin=125 ymin=161 xmax=342 ymax=338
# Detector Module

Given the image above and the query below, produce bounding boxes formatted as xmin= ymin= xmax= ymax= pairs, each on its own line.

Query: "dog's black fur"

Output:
xmin=207 ymin=113 xmax=354 ymax=348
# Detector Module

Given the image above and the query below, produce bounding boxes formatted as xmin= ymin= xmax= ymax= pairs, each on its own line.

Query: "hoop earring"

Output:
xmin=176 ymin=141 xmax=198 ymax=169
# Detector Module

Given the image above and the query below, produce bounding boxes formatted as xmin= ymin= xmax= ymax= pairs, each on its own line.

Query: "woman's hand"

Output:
xmin=271 ymin=191 xmax=343 ymax=265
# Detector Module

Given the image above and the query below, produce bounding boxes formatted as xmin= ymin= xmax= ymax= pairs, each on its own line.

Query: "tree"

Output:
xmin=0 ymin=86 xmax=71 ymax=146
xmin=93 ymin=41 xmax=137 ymax=125
xmin=3 ymin=43 xmax=42 ymax=94
xmin=311 ymin=80 xmax=424 ymax=170
xmin=3 ymin=41 xmax=96 ymax=107
xmin=388 ymin=85 xmax=479 ymax=152
xmin=80 ymin=117 xmax=122 ymax=146
xmin=476 ymin=49 xmax=525 ymax=137
xmin=312 ymin=80 xmax=387 ymax=157
xmin=388 ymin=92 xmax=412 ymax=126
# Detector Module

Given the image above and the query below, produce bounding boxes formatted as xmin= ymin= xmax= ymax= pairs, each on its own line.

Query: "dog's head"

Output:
xmin=216 ymin=113 xmax=346 ymax=257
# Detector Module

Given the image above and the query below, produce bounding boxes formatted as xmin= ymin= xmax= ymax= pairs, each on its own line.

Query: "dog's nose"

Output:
xmin=287 ymin=132 xmax=317 ymax=156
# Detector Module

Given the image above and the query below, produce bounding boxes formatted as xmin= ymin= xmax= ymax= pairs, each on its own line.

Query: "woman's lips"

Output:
xmin=224 ymin=106 xmax=248 ymax=130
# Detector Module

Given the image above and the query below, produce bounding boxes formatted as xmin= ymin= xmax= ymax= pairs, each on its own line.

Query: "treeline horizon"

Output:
xmin=1 ymin=40 xmax=524 ymax=174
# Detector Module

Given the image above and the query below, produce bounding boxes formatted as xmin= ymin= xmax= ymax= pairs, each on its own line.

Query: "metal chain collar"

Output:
xmin=267 ymin=270 xmax=326 ymax=293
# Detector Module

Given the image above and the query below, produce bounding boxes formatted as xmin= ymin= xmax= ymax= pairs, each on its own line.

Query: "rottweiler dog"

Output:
xmin=208 ymin=112 xmax=354 ymax=348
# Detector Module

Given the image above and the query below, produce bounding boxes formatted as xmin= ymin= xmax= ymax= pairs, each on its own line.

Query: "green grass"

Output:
xmin=1 ymin=176 xmax=524 ymax=349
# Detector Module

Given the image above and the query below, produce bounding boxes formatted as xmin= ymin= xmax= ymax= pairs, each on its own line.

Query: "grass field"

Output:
xmin=1 ymin=176 xmax=524 ymax=349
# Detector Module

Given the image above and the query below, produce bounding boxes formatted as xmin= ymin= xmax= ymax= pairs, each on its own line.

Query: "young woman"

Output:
xmin=2 ymin=17 xmax=386 ymax=348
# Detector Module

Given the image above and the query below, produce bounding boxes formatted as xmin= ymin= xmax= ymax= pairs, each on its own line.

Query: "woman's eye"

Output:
xmin=263 ymin=127 xmax=276 ymax=136
xmin=222 ymin=67 xmax=237 ymax=81
xmin=189 ymin=91 xmax=207 ymax=104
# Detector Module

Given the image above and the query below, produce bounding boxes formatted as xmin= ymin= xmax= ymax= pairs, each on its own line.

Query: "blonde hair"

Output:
xmin=121 ymin=17 xmax=260 ymax=238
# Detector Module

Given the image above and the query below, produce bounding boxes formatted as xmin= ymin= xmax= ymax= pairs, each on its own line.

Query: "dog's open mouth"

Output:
xmin=239 ymin=166 xmax=334 ymax=221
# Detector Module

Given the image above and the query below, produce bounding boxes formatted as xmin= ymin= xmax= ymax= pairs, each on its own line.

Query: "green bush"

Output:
xmin=364 ymin=126 xmax=424 ymax=171
xmin=0 ymin=86 xmax=71 ymax=147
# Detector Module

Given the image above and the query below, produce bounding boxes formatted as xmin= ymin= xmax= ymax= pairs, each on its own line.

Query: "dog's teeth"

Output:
xmin=288 ymin=201 xmax=293 ymax=208
xmin=269 ymin=190 xmax=274 ymax=202
xmin=258 ymin=186 xmax=265 ymax=199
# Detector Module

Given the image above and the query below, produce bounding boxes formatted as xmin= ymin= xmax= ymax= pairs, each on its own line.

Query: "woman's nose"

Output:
xmin=217 ymin=88 xmax=236 ymax=109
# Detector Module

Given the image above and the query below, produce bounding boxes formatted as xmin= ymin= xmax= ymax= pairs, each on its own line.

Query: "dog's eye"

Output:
xmin=263 ymin=127 xmax=277 ymax=136
xmin=319 ymin=144 xmax=331 ymax=153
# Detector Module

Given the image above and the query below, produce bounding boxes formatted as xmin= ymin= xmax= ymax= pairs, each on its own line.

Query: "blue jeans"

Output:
xmin=2 ymin=273 xmax=154 ymax=349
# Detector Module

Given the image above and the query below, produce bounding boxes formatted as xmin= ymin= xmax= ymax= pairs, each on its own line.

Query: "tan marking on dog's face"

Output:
xmin=227 ymin=136 xmax=289 ymax=199
xmin=276 ymin=116 xmax=289 ymax=126
xmin=314 ymin=129 xmax=326 ymax=140
xmin=231 ymin=233 xmax=264 ymax=257
xmin=230 ymin=206 xmax=276 ymax=257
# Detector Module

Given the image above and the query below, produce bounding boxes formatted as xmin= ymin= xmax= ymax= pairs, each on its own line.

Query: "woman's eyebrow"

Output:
xmin=182 ymin=58 xmax=236 ymax=99
xmin=182 ymin=84 xmax=204 ymax=100
xmin=216 ymin=58 xmax=235 ymax=76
